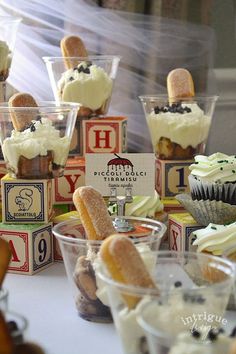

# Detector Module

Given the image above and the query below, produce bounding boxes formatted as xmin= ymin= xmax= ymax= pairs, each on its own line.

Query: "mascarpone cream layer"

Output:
xmin=189 ymin=153 xmax=236 ymax=183
xmin=146 ymin=103 xmax=210 ymax=149
xmin=169 ymin=332 xmax=232 ymax=354
xmin=58 ymin=62 xmax=113 ymax=110
xmin=192 ymin=222 xmax=236 ymax=255
xmin=2 ymin=118 xmax=70 ymax=168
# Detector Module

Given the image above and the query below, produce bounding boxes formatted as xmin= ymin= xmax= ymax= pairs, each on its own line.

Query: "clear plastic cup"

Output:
xmin=139 ymin=95 xmax=218 ymax=160
xmin=4 ymin=310 xmax=28 ymax=345
xmin=53 ymin=217 xmax=166 ymax=323
xmin=223 ymin=248 xmax=236 ymax=311
xmin=97 ymin=251 xmax=235 ymax=354
xmin=43 ymin=55 xmax=120 ymax=117
xmin=0 ymin=16 xmax=21 ymax=81
xmin=0 ymin=101 xmax=79 ymax=179
xmin=0 ymin=287 xmax=9 ymax=311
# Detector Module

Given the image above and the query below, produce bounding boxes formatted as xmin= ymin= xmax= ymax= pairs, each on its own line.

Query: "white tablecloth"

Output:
xmin=5 ymin=263 xmax=122 ymax=354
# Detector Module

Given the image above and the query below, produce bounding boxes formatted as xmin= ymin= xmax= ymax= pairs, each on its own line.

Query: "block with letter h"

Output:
xmin=0 ymin=223 xmax=53 ymax=275
xmin=1 ymin=175 xmax=53 ymax=223
xmin=156 ymin=158 xmax=193 ymax=198
xmin=53 ymin=157 xmax=85 ymax=204
xmin=83 ymin=116 xmax=127 ymax=154
xmin=168 ymin=213 xmax=203 ymax=252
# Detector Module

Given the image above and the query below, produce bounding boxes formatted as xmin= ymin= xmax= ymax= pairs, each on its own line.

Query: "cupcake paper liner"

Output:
xmin=188 ymin=174 xmax=236 ymax=205
xmin=176 ymin=194 xmax=236 ymax=226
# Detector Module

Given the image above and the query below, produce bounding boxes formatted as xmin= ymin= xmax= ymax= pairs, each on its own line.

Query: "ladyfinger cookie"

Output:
xmin=100 ymin=234 xmax=157 ymax=309
xmin=0 ymin=238 xmax=11 ymax=287
xmin=167 ymin=68 xmax=195 ymax=102
xmin=0 ymin=310 xmax=14 ymax=354
xmin=8 ymin=93 xmax=38 ymax=131
xmin=73 ymin=186 xmax=115 ymax=240
xmin=229 ymin=338 xmax=236 ymax=354
xmin=60 ymin=35 xmax=88 ymax=69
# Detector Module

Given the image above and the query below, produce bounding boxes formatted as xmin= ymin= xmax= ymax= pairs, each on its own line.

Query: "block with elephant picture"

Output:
xmin=1 ymin=174 xmax=53 ymax=223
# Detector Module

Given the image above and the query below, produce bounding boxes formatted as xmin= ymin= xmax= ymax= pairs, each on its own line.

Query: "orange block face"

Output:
xmin=53 ymin=158 xmax=85 ymax=204
xmin=83 ymin=116 xmax=127 ymax=154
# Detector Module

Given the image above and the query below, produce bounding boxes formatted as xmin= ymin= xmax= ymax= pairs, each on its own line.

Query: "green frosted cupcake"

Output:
xmin=189 ymin=152 xmax=236 ymax=205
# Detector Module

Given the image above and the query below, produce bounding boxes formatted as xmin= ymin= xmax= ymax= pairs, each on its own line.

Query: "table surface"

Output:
xmin=5 ymin=263 xmax=236 ymax=354
xmin=5 ymin=263 xmax=123 ymax=354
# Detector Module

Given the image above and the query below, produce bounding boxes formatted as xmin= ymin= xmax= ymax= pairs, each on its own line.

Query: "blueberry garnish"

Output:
xmin=191 ymin=329 xmax=201 ymax=339
xmin=174 ymin=281 xmax=182 ymax=288
xmin=230 ymin=327 xmax=236 ymax=337
xmin=153 ymin=102 xmax=192 ymax=114
xmin=207 ymin=329 xmax=218 ymax=342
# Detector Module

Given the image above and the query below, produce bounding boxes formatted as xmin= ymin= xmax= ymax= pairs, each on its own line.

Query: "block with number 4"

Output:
xmin=156 ymin=158 xmax=193 ymax=198
xmin=0 ymin=223 xmax=53 ymax=275
xmin=168 ymin=213 xmax=203 ymax=252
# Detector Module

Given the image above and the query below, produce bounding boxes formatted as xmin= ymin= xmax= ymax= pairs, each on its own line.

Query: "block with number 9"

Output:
xmin=0 ymin=222 xmax=53 ymax=275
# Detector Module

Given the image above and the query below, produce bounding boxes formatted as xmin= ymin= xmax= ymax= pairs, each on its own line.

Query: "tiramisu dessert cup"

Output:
xmin=0 ymin=93 xmax=79 ymax=179
xmin=140 ymin=94 xmax=218 ymax=160
xmin=53 ymin=186 xmax=166 ymax=323
xmin=138 ymin=301 xmax=236 ymax=354
xmin=97 ymin=244 xmax=235 ymax=354
xmin=0 ymin=16 xmax=21 ymax=81
xmin=43 ymin=55 xmax=120 ymax=117
xmin=140 ymin=68 xmax=218 ymax=160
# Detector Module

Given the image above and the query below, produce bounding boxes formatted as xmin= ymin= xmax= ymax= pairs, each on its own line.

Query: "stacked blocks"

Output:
xmin=0 ymin=172 xmax=54 ymax=274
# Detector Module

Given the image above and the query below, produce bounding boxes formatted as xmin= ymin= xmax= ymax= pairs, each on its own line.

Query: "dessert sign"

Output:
xmin=85 ymin=153 xmax=155 ymax=196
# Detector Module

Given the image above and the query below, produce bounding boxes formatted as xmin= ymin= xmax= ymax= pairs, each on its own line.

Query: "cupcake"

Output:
xmin=177 ymin=153 xmax=236 ymax=226
xmin=189 ymin=152 xmax=236 ymax=204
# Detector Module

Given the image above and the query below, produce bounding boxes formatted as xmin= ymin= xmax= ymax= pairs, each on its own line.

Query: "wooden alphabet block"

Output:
xmin=168 ymin=213 xmax=203 ymax=252
xmin=156 ymin=158 xmax=193 ymax=198
xmin=0 ymin=223 xmax=53 ymax=275
xmin=53 ymin=158 xmax=85 ymax=204
xmin=1 ymin=174 xmax=53 ymax=223
xmin=0 ymin=161 xmax=7 ymax=201
xmin=83 ymin=116 xmax=127 ymax=154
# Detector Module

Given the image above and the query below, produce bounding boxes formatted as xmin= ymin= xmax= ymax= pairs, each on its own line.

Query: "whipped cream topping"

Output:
xmin=58 ymin=61 xmax=113 ymax=110
xmin=146 ymin=103 xmax=211 ymax=149
xmin=2 ymin=117 xmax=70 ymax=168
xmin=189 ymin=153 xmax=236 ymax=183
xmin=0 ymin=40 xmax=11 ymax=72
xmin=192 ymin=222 xmax=236 ymax=255
xmin=108 ymin=191 xmax=163 ymax=218
xmin=169 ymin=331 xmax=233 ymax=354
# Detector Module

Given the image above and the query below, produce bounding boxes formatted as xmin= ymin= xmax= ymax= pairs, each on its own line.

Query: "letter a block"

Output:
xmin=83 ymin=116 xmax=127 ymax=154
xmin=168 ymin=213 xmax=203 ymax=252
xmin=0 ymin=223 xmax=53 ymax=275
xmin=53 ymin=158 xmax=85 ymax=204
xmin=1 ymin=174 xmax=53 ymax=223
xmin=156 ymin=158 xmax=193 ymax=198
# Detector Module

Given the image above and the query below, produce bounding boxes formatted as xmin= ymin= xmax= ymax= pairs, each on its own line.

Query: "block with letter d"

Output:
xmin=1 ymin=175 xmax=53 ymax=223
xmin=0 ymin=223 xmax=53 ymax=275
xmin=83 ymin=116 xmax=127 ymax=154
xmin=53 ymin=157 xmax=85 ymax=204
xmin=156 ymin=158 xmax=193 ymax=198
xmin=168 ymin=213 xmax=203 ymax=252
